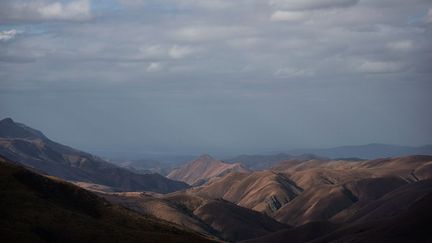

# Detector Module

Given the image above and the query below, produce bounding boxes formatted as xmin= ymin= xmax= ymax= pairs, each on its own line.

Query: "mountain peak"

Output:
xmin=0 ymin=118 xmax=46 ymax=140
xmin=196 ymin=154 xmax=214 ymax=161
xmin=0 ymin=117 xmax=15 ymax=125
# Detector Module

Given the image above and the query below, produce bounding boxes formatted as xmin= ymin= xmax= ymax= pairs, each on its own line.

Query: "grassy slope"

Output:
xmin=0 ymin=156 xmax=215 ymax=243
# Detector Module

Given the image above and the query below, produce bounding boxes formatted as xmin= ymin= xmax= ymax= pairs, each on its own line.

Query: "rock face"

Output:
xmin=0 ymin=156 xmax=215 ymax=243
xmin=167 ymin=154 xmax=250 ymax=185
xmin=0 ymin=118 xmax=189 ymax=193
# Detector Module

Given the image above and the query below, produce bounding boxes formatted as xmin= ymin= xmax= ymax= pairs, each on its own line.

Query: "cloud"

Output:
xmin=0 ymin=0 xmax=92 ymax=23
xmin=169 ymin=45 xmax=194 ymax=59
xmin=269 ymin=0 xmax=359 ymax=11
xmin=172 ymin=26 xmax=247 ymax=42
xmin=173 ymin=0 xmax=234 ymax=10
xmin=0 ymin=29 xmax=19 ymax=42
xmin=387 ymin=40 xmax=413 ymax=51
xmin=274 ymin=67 xmax=314 ymax=77
xmin=119 ymin=0 xmax=235 ymax=10
xmin=427 ymin=8 xmax=432 ymax=23
xmin=270 ymin=11 xmax=310 ymax=22
xmin=147 ymin=62 xmax=163 ymax=72
xmin=139 ymin=45 xmax=165 ymax=59
xmin=357 ymin=61 xmax=405 ymax=74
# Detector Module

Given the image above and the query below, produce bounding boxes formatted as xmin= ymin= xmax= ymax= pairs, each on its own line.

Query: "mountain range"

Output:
xmin=1 ymin=117 xmax=432 ymax=242
xmin=287 ymin=143 xmax=432 ymax=159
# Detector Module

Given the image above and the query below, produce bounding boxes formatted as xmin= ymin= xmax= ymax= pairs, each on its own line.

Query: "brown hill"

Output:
xmin=190 ymin=170 xmax=303 ymax=214
xmin=274 ymin=176 xmax=407 ymax=225
xmin=0 ymin=156 xmax=215 ymax=243
xmin=242 ymin=180 xmax=432 ymax=243
xmin=313 ymin=190 xmax=432 ymax=243
xmin=334 ymin=179 xmax=432 ymax=224
xmin=167 ymin=154 xmax=250 ymax=186
xmin=100 ymin=191 xmax=287 ymax=242
xmin=0 ymin=118 xmax=188 ymax=193
xmin=273 ymin=156 xmax=432 ymax=189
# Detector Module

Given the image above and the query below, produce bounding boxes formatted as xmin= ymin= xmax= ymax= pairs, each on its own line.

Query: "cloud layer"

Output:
xmin=0 ymin=0 xmax=91 ymax=23
xmin=0 ymin=0 xmax=431 ymax=153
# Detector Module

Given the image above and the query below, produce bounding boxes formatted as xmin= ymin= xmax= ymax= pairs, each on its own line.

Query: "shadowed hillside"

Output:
xmin=100 ymin=191 xmax=287 ymax=242
xmin=0 ymin=156 xmax=215 ymax=243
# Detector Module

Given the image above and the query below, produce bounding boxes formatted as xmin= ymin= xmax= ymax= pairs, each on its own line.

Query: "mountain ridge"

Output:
xmin=168 ymin=154 xmax=250 ymax=186
xmin=0 ymin=118 xmax=189 ymax=193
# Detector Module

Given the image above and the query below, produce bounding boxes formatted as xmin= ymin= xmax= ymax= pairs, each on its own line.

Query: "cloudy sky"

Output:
xmin=0 ymin=0 xmax=431 ymax=155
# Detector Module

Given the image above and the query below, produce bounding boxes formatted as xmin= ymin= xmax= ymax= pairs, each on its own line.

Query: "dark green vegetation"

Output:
xmin=0 ymin=156 xmax=215 ymax=243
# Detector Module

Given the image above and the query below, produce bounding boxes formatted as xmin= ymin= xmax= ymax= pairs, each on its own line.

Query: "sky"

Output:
xmin=0 ymin=0 xmax=431 ymax=156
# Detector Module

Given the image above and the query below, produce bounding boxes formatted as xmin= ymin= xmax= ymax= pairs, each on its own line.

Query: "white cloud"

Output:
xmin=119 ymin=0 xmax=234 ymax=10
xmin=147 ymin=62 xmax=163 ymax=72
xmin=0 ymin=29 xmax=19 ymax=42
xmin=0 ymin=0 xmax=92 ymax=22
xmin=174 ymin=0 xmax=234 ymax=10
xmin=270 ymin=11 xmax=309 ymax=22
xmin=172 ymin=26 xmax=246 ymax=42
xmin=387 ymin=40 xmax=413 ymax=51
xmin=269 ymin=0 xmax=359 ymax=11
xmin=427 ymin=8 xmax=432 ymax=23
xmin=139 ymin=45 xmax=165 ymax=59
xmin=169 ymin=45 xmax=194 ymax=59
xmin=357 ymin=61 xmax=405 ymax=74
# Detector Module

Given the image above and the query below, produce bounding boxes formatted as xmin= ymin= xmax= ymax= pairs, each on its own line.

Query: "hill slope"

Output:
xmin=0 ymin=156 xmax=214 ymax=243
xmin=100 ymin=191 xmax=287 ymax=242
xmin=168 ymin=154 xmax=250 ymax=185
xmin=0 ymin=118 xmax=188 ymax=193
xmin=241 ymin=179 xmax=432 ymax=243
xmin=226 ymin=153 xmax=327 ymax=170
xmin=191 ymin=171 xmax=303 ymax=214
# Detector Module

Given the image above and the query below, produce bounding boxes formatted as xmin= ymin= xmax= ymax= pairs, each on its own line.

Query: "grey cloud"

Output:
xmin=269 ymin=0 xmax=359 ymax=11
xmin=0 ymin=29 xmax=20 ymax=42
xmin=0 ymin=0 xmax=92 ymax=23
xmin=0 ymin=0 xmax=431 ymax=153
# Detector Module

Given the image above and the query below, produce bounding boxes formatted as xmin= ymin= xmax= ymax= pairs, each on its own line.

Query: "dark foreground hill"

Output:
xmin=0 ymin=118 xmax=188 ymax=193
xmin=0 ymin=155 xmax=215 ymax=243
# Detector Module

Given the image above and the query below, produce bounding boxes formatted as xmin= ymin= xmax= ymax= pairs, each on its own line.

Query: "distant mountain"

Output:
xmin=0 ymin=156 xmax=215 ymax=243
xmin=226 ymin=153 xmax=327 ymax=170
xmin=167 ymin=154 xmax=250 ymax=186
xmin=114 ymin=159 xmax=175 ymax=176
xmin=289 ymin=143 xmax=432 ymax=159
xmin=0 ymin=118 xmax=188 ymax=193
